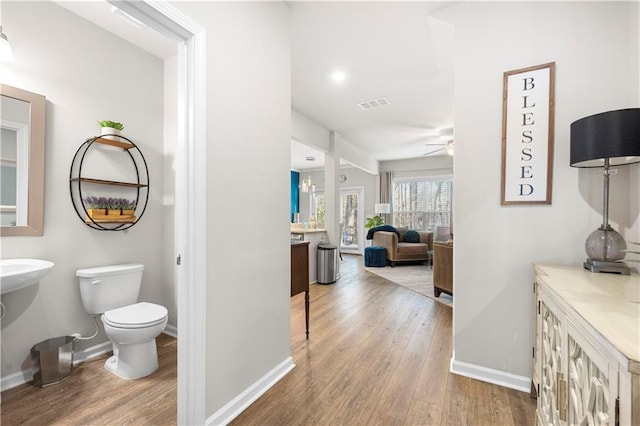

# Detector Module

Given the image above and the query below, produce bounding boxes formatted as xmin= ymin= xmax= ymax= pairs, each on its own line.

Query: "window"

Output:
xmin=392 ymin=176 xmax=453 ymax=232
xmin=314 ymin=193 xmax=325 ymax=228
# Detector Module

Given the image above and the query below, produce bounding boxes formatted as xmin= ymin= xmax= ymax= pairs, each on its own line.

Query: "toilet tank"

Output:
xmin=76 ymin=263 xmax=144 ymax=315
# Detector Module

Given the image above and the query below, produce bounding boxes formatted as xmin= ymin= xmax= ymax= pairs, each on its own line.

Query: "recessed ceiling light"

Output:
xmin=330 ymin=70 xmax=347 ymax=83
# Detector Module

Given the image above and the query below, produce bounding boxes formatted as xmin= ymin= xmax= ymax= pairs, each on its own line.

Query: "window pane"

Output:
xmin=315 ymin=194 xmax=325 ymax=228
xmin=341 ymin=193 xmax=358 ymax=247
xmin=392 ymin=177 xmax=453 ymax=232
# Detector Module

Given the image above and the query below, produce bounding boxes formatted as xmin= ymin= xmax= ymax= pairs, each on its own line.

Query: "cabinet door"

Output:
xmin=566 ymin=320 xmax=618 ymax=426
xmin=539 ymin=298 xmax=565 ymax=425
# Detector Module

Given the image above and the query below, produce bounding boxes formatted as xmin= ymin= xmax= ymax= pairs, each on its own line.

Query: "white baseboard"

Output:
xmin=0 ymin=369 xmax=32 ymax=392
xmin=0 ymin=328 xmax=177 ymax=393
xmin=164 ymin=323 xmax=178 ymax=338
xmin=206 ymin=356 xmax=295 ymax=426
xmin=449 ymin=357 xmax=531 ymax=393
xmin=0 ymin=340 xmax=113 ymax=392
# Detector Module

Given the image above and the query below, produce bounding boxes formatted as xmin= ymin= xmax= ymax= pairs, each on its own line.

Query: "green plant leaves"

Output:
xmin=97 ymin=120 xmax=124 ymax=130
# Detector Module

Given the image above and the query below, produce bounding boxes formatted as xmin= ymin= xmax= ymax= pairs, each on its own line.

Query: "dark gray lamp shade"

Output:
xmin=570 ymin=108 xmax=640 ymax=168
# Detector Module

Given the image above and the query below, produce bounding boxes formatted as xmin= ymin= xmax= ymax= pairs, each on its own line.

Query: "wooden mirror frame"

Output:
xmin=1 ymin=84 xmax=46 ymax=236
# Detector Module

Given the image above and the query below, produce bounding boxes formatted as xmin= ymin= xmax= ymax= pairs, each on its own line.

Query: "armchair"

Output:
xmin=372 ymin=230 xmax=432 ymax=266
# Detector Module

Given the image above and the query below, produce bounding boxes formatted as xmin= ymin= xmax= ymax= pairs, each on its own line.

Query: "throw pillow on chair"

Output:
xmin=403 ymin=230 xmax=420 ymax=243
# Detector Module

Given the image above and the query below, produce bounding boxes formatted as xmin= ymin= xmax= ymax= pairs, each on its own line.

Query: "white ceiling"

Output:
xmin=290 ymin=2 xmax=456 ymax=170
xmin=56 ymin=1 xmax=457 ymax=172
xmin=53 ymin=1 xmax=178 ymax=59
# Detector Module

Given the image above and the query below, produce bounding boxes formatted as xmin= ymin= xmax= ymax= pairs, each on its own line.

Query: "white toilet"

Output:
xmin=76 ymin=263 xmax=168 ymax=380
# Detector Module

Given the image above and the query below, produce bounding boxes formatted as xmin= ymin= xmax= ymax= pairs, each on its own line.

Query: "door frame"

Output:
xmin=109 ymin=2 xmax=207 ymax=424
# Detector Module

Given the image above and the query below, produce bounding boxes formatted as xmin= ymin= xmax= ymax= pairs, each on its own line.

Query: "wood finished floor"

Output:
xmin=1 ymin=254 xmax=536 ymax=425
xmin=233 ymin=254 xmax=536 ymax=425
xmin=1 ymin=334 xmax=177 ymax=425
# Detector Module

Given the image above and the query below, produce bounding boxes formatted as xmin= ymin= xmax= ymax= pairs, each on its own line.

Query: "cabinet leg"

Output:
xmin=305 ymin=289 xmax=310 ymax=339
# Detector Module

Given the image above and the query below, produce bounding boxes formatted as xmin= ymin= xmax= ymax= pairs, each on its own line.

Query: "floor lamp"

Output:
xmin=375 ymin=203 xmax=391 ymax=224
xmin=570 ymin=108 xmax=640 ymax=274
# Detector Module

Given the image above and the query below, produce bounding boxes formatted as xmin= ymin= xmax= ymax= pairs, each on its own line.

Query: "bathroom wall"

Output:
xmin=0 ymin=1 xmax=171 ymax=381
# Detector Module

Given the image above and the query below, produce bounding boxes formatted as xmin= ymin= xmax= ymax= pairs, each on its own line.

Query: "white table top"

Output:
xmin=534 ymin=263 xmax=640 ymax=365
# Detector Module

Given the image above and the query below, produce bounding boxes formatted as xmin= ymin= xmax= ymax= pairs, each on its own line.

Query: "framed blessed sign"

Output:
xmin=501 ymin=62 xmax=555 ymax=205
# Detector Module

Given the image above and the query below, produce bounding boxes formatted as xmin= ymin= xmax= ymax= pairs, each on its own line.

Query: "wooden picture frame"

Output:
xmin=501 ymin=62 xmax=555 ymax=205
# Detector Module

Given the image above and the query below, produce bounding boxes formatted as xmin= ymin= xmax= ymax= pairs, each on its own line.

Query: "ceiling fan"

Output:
xmin=423 ymin=128 xmax=454 ymax=156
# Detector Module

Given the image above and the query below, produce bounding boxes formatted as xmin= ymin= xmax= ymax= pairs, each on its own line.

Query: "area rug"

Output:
xmin=364 ymin=264 xmax=453 ymax=307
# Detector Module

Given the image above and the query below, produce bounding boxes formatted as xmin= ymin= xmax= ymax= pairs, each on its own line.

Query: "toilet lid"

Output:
xmin=103 ymin=302 xmax=168 ymax=328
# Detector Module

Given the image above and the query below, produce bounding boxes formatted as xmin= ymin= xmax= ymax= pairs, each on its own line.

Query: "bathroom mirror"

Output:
xmin=0 ymin=84 xmax=46 ymax=236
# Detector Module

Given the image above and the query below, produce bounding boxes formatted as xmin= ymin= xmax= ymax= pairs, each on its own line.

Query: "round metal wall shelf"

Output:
xmin=69 ymin=134 xmax=149 ymax=231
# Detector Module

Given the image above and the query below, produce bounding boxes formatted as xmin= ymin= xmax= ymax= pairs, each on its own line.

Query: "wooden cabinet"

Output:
xmin=533 ymin=264 xmax=639 ymax=426
xmin=433 ymin=242 xmax=453 ymax=296
xmin=291 ymin=241 xmax=310 ymax=339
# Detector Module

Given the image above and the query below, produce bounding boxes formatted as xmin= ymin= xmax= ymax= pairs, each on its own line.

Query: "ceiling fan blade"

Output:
xmin=423 ymin=146 xmax=446 ymax=156
xmin=424 ymin=142 xmax=445 ymax=146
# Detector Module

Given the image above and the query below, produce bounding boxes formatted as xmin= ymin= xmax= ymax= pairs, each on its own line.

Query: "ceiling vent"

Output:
xmin=358 ymin=97 xmax=390 ymax=111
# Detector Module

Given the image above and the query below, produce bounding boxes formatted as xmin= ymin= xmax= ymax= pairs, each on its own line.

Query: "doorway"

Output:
xmin=110 ymin=2 xmax=207 ymax=423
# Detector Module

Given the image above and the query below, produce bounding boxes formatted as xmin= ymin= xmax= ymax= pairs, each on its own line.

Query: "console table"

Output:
xmin=291 ymin=241 xmax=310 ymax=339
xmin=532 ymin=263 xmax=639 ymax=425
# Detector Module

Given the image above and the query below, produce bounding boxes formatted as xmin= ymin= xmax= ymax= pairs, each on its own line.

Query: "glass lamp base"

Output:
xmin=585 ymin=227 xmax=627 ymax=262
xmin=583 ymin=258 xmax=630 ymax=275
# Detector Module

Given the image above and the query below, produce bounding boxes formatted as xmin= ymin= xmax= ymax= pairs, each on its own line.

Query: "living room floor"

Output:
xmin=233 ymin=254 xmax=536 ymax=425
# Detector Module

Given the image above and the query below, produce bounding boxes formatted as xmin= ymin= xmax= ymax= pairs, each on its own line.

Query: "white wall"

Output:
xmin=440 ymin=1 xmax=639 ymax=387
xmin=380 ymin=155 xmax=453 ymax=177
xmin=0 ymin=1 xmax=169 ymax=380
xmin=171 ymin=1 xmax=292 ymax=418
xmin=334 ymin=133 xmax=379 ymax=175
xmin=291 ymin=109 xmax=330 ymax=152
xmin=292 ymin=109 xmax=379 ymax=175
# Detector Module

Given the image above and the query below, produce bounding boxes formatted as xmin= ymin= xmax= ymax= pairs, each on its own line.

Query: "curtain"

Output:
xmin=379 ymin=171 xmax=393 ymax=224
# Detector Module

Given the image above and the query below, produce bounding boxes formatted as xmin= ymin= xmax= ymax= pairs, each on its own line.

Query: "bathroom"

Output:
xmin=1 ymin=1 xmax=295 ymax=423
xmin=1 ymin=2 xmax=177 ymax=390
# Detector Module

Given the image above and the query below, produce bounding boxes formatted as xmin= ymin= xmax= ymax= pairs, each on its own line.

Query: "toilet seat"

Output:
xmin=103 ymin=302 xmax=168 ymax=329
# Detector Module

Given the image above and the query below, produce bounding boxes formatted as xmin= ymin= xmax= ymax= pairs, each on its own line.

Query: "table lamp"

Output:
xmin=570 ymin=108 xmax=640 ymax=274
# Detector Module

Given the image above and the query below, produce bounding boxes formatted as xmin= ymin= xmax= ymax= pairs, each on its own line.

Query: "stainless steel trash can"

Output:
xmin=30 ymin=336 xmax=74 ymax=387
xmin=317 ymin=243 xmax=338 ymax=284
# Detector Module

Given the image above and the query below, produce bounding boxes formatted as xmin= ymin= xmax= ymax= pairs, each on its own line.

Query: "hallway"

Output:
xmin=233 ymin=255 xmax=536 ymax=425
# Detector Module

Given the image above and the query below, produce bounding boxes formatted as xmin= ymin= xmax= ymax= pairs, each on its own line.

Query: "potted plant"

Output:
xmin=98 ymin=120 xmax=124 ymax=140
xmin=364 ymin=215 xmax=384 ymax=229
xmin=83 ymin=196 xmax=136 ymax=222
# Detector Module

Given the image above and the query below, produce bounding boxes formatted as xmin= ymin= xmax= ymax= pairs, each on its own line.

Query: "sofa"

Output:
xmin=371 ymin=227 xmax=433 ymax=266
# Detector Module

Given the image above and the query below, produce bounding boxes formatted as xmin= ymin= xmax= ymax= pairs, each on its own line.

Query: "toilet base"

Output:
xmin=104 ymin=339 xmax=159 ymax=380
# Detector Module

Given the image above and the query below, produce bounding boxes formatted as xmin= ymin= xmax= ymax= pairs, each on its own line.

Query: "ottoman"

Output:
xmin=364 ymin=246 xmax=386 ymax=267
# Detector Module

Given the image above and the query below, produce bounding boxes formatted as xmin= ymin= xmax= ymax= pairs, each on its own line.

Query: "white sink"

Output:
xmin=0 ymin=259 xmax=54 ymax=294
